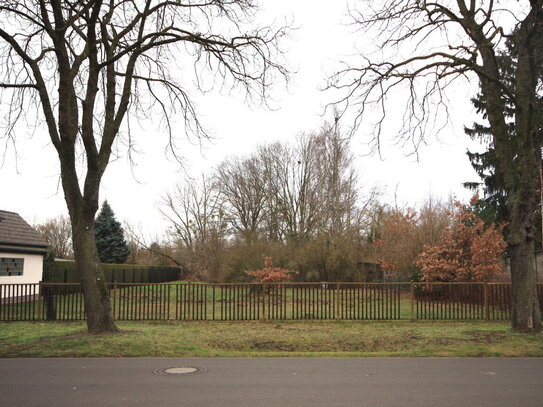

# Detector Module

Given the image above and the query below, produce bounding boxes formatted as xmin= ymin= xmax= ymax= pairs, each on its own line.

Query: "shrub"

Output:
xmin=245 ymin=257 xmax=298 ymax=282
xmin=416 ymin=199 xmax=507 ymax=282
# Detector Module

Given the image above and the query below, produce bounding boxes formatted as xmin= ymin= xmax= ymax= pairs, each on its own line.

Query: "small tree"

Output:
xmin=416 ymin=199 xmax=507 ymax=282
xmin=95 ymin=202 xmax=130 ymax=264
xmin=245 ymin=257 xmax=297 ymax=283
xmin=369 ymin=198 xmax=452 ymax=280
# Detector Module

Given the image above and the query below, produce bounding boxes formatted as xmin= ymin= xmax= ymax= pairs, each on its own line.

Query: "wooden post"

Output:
xmin=212 ymin=284 xmax=215 ymax=321
xmin=188 ymin=281 xmax=192 ymax=320
xmin=37 ymin=281 xmax=43 ymax=321
xmin=112 ymin=281 xmax=117 ymax=319
xmin=335 ymin=283 xmax=341 ymax=320
xmin=261 ymin=284 xmax=267 ymax=320
xmin=410 ymin=282 xmax=415 ymax=321
xmin=484 ymin=281 xmax=489 ymax=321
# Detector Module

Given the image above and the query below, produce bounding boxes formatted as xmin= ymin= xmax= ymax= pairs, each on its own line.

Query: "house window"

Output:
xmin=0 ymin=258 xmax=24 ymax=276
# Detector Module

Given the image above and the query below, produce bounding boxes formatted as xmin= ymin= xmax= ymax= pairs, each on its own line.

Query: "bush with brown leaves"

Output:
xmin=245 ymin=257 xmax=298 ymax=282
xmin=416 ymin=199 xmax=507 ymax=282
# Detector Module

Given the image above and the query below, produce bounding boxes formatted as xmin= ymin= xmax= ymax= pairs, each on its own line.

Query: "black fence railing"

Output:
xmin=0 ymin=282 xmax=542 ymax=322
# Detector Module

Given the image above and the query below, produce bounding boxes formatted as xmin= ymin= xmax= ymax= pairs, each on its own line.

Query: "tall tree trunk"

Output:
xmin=57 ymin=132 xmax=118 ymax=332
xmin=507 ymin=7 xmax=543 ymax=333
xmin=71 ymin=216 xmax=118 ymax=333
xmin=510 ymin=237 xmax=541 ymax=331
xmin=504 ymin=133 xmax=542 ymax=331
xmin=507 ymin=135 xmax=542 ymax=332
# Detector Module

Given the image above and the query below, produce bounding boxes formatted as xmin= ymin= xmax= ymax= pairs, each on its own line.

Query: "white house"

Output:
xmin=0 ymin=210 xmax=48 ymax=297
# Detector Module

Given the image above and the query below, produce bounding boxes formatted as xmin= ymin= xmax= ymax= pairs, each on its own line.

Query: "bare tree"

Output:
xmin=259 ymin=135 xmax=322 ymax=242
xmin=253 ymin=128 xmax=374 ymax=243
xmin=329 ymin=1 xmax=542 ymax=332
xmin=160 ymin=175 xmax=226 ymax=280
xmin=216 ymin=155 xmax=267 ymax=244
xmin=34 ymin=215 xmax=73 ymax=259
xmin=0 ymin=1 xmax=288 ymax=332
xmin=313 ymin=125 xmax=360 ymax=236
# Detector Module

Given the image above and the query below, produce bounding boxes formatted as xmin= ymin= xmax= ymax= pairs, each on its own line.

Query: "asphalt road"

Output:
xmin=1 ymin=358 xmax=542 ymax=407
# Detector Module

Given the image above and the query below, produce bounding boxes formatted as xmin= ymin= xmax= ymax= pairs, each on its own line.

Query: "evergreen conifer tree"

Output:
xmin=464 ymin=34 xmax=542 ymax=246
xmin=94 ymin=201 xmax=130 ymax=264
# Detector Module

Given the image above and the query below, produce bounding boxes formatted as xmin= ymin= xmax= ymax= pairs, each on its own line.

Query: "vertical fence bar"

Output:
xmin=177 ymin=283 xmax=182 ymax=320
xmin=244 ymin=285 xmax=248 ymax=320
xmin=140 ymin=284 xmax=145 ymax=320
xmin=221 ymin=285 xmax=224 ymax=321
xmin=203 ymin=284 xmax=207 ymax=321
xmin=226 ymin=284 xmax=230 ymax=321
xmin=37 ymin=282 xmax=43 ymax=321
xmin=261 ymin=284 xmax=266 ymax=320
xmin=379 ymin=284 xmax=383 ymax=319
xmin=335 ymin=283 xmax=340 ymax=320
xmin=484 ymin=281 xmax=489 ymax=321
xmin=385 ymin=284 xmax=389 ymax=320
xmin=11 ymin=285 xmax=15 ymax=320
xmin=212 ymin=284 xmax=216 ymax=321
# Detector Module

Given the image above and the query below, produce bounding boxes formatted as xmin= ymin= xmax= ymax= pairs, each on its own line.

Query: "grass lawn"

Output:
xmin=0 ymin=320 xmax=541 ymax=358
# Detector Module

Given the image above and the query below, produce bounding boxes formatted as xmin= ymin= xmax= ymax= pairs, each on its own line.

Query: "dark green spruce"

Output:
xmin=94 ymin=201 xmax=130 ymax=264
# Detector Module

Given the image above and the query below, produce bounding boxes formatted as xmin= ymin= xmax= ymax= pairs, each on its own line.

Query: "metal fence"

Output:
xmin=1 ymin=282 xmax=542 ymax=322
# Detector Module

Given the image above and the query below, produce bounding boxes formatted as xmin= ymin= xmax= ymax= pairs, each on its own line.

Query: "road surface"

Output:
xmin=1 ymin=358 xmax=542 ymax=406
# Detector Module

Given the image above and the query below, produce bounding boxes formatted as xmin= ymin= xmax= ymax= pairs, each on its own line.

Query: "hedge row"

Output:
xmin=46 ymin=261 xmax=181 ymax=284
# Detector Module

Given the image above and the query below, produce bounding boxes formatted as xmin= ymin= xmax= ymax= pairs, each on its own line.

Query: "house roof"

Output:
xmin=0 ymin=210 xmax=48 ymax=253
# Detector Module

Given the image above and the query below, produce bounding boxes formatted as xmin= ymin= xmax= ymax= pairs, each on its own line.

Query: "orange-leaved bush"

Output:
xmin=245 ymin=256 xmax=298 ymax=282
xmin=415 ymin=198 xmax=507 ymax=282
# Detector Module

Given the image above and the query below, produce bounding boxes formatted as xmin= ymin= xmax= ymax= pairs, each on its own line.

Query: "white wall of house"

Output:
xmin=0 ymin=252 xmax=44 ymax=298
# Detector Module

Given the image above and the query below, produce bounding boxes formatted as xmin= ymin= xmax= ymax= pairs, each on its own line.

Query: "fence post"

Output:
xmin=410 ymin=282 xmax=415 ymax=321
xmin=188 ymin=281 xmax=192 ymax=320
xmin=37 ymin=282 xmax=43 ymax=320
xmin=261 ymin=284 xmax=267 ymax=320
xmin=335 ymin=283 xmax=341 ymax=320
xmin=484 ymin=281 xmax=489 ymax=321
xmin=112 ymin=280 xmax=117 ymax=319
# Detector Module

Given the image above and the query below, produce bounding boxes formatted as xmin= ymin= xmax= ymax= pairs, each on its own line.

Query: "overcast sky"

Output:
xmin=1 ymin=1 xmax=484 ymax=237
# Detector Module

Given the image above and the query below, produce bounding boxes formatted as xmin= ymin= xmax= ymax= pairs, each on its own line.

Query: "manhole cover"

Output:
xmin=154 ymin=366 xmax=207 ymax=376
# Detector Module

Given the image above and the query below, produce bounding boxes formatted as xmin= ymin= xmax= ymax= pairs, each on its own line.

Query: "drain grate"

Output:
xmin=154 ymin=366 xmax=207 ymax=376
